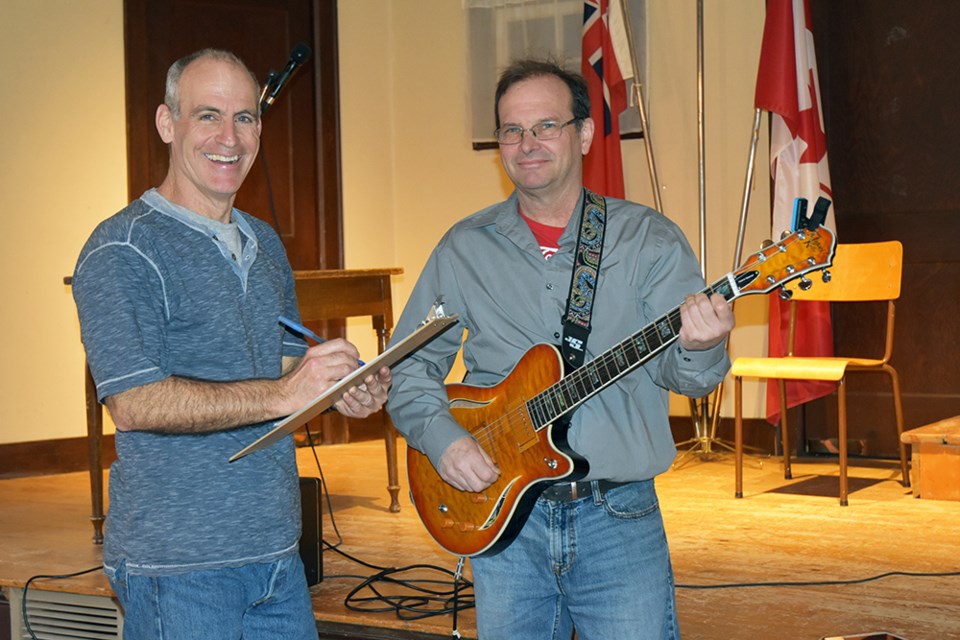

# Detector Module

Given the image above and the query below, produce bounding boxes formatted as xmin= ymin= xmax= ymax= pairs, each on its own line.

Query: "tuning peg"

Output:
xmin=780 ymin=230 xmax=792 ymax=240
xmin=760 ymin=239 xmax=775 ymax=249
xmin=821 ymin=269 xmax=832 ymax=283
xmin=798 ymin=276 xmax=813 ymax=291
xmin=778 ymin=286 xmax=793 ymax=300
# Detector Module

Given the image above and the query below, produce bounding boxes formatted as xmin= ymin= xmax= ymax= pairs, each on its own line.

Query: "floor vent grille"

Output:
xmin=6 ymin=588 xmax=121 ymax=640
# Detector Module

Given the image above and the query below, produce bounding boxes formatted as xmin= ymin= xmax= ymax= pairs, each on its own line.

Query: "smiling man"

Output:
xmin=72 ymin=49 xmax=390 ymax=640
xmin=386 ymin=59 xmax=734 ymax=639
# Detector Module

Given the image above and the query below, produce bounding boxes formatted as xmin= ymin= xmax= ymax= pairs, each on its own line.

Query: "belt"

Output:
xmin=539 ymin=479 xmax=627 ymax=502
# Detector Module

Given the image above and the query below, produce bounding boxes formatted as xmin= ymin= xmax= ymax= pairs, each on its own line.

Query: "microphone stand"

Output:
xmin=256 ymin=45 xmax=312 ymax=236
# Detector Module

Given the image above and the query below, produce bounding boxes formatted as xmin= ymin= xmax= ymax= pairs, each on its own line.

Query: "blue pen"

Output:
xmin=278 ymin=315 xmax=366 ymax=366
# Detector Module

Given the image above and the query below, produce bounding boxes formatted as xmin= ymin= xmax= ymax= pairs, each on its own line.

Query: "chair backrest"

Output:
xmin=787 ymin=240 xmax=902 ymax=362
xmin=791 ymin=240 xmax=903 ymax=302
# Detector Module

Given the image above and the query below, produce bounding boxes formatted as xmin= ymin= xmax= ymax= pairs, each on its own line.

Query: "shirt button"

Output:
xmin=546 ymin=283 xmax=554 ymax=290
xmin=553 ymin=332 xmax=560 ymax=339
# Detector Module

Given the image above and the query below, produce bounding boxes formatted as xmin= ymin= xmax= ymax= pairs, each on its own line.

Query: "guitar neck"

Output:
xmin=523 ymin=224 xmax=836 ymax=432
xmin=525 ymin=274 xmax=741 ymax=431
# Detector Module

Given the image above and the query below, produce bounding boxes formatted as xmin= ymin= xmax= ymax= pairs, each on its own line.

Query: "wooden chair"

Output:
xmin=70 ymin=267 xmax=404 ymax=544
xmin=733 ymin=241 xmax=911 ymax=505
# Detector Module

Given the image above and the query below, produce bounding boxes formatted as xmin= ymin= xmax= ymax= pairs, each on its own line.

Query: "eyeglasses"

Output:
xmin=494 ymin=118 xmax=580 ymax=145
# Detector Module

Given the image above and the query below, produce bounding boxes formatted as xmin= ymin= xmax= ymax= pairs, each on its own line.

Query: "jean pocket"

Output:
xmin=601 ymin=481 xmax=660 ymax=519
xmin=104 ymin=560 xmax=129 ymax=603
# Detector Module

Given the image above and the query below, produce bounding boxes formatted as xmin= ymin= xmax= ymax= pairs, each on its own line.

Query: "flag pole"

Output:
xmin=734 ymin=108 xmax=763 ymax=268
xmin=673 ymin=0 xmax=742 ymax=468
xmin=689 ymin=107 xmax=766 ymax=465
xmin=619 ymin=0 xmax=663 ymax=213
xmin=695 ymin=0 xmax=707 ymax=276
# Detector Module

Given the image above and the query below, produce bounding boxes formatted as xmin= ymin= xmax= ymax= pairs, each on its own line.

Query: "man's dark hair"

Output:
xmin=494 ymin=59 xmax=591 ymax=130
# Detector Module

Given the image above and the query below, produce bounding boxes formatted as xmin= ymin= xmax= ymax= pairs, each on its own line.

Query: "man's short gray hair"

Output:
xmin=164 ymin=48 xmax=260 ymax=119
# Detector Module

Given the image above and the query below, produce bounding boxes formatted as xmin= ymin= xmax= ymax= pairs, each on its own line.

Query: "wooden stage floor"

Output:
xmin=2 ymin=440 xmax=960 ymax=639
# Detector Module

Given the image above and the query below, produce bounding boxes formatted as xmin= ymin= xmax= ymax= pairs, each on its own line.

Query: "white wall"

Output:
xmin=0 ymin=0 xmax=127 ymax=443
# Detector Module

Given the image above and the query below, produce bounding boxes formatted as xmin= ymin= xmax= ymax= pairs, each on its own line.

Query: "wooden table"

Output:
xmin=293 ymin=268 xmax=404 ymax=513
xmin=69 ymin=267 xmax=404 ymax=544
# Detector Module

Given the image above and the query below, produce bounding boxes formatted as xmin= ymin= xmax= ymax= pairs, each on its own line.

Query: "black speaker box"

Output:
xmin=299 ymin=476 xmax=323 ymax=586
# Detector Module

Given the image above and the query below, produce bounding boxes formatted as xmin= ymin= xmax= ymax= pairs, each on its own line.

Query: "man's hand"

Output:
xmin=438 ymin=436 xmax=501 ymax=492
xmin=678 ymin=292 xmax=735 ymax=351
xmin=333 ymin=367 xmax=391 ymax=419
xmin=282 ymin=339 xmax=391 ymax=419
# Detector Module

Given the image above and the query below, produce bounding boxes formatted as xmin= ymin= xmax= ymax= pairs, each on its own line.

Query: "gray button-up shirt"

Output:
xmin=387 ymin=191 xmax=729 ymax=482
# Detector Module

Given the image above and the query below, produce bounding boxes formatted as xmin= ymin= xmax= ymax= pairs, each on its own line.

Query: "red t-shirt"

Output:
xmin=520 ymin=211 xmax=564 ymax=260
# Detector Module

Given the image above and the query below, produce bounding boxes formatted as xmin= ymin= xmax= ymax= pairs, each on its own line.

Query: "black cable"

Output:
xmin=303 ymin=423 xmax=344 ymax=549
xmin=301 ymin=430 xmax=474 ymax=623
xmin=342 ymin=562 xmax=474 ymax=621
xmin=257 ymin=150 xmax=283 ymax=238
xmin=677 ymin=569 xmax=960 ymax=590
xmin=21 ymin=565 xmax=103 ymax=640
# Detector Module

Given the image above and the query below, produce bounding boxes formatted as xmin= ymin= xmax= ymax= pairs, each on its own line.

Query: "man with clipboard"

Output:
xmin=71 ymin=49 xmax=390 ymax=639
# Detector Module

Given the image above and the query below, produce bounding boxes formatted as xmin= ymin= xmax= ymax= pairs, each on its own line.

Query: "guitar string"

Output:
xmin=467 ymin=306 xmax=684 ymax=454
xmin=464 ymin=232 xmax=812 ymax=456
xmin=466 ymin=253 xmax=756 ymax=449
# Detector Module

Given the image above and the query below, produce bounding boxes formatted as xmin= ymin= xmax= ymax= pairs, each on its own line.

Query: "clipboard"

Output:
xmin=230 ymin=314 xmax=459 ymax=462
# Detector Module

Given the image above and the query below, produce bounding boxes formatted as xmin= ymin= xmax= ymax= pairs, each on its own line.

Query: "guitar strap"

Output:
xmin=561 ymin=189 xmax=607 ymax=369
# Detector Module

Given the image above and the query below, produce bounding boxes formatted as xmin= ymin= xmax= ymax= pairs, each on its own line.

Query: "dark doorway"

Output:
xmin=123 ymin=0 xmax=342 ymax=271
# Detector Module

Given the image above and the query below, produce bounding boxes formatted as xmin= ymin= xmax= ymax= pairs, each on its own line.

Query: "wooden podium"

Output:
xmin=72 ymin=267 xmax=404 ymax=544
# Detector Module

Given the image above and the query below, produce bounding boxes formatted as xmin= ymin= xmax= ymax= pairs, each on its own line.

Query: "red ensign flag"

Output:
xmin=755 ymin=0 xmax=837 ymax=424
xmin=582 ymin=0 xmax=631 ymax=199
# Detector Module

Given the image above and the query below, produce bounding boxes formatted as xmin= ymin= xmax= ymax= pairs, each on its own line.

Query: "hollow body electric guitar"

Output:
xmin=407 ymin=224 xmax=837 ymax=557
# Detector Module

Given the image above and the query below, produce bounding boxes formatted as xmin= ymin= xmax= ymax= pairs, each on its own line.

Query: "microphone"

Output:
xmin=261 ymin=43 xmax=312 ymax=115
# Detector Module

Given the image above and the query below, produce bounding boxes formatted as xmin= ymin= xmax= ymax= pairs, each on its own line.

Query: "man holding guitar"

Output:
xmin=387 ymin=59 xmax=734 ymax=639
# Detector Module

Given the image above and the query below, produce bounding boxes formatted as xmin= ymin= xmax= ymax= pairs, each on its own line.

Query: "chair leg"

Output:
xmin=838 ymin=377 xmax=849 ymax=506
xmin=778 ymin=379 xmax=792 ymax=480
xmin=886 ymin=364 xmax=911 ymax=487
xmin=735 ymin=376 xmax=743 ymax=499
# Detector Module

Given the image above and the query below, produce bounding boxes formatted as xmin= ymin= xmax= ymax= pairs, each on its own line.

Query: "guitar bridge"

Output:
xmin=513 ymin=409 xmax=539 ymax=452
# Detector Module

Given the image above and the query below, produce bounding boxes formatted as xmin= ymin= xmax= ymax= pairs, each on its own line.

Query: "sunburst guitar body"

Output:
xmin=407 ymin=223 xmax=837 ymax=557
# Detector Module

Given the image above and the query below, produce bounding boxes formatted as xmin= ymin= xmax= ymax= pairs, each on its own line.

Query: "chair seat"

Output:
xmin=732 ymin=356 xmax=849 ymax=381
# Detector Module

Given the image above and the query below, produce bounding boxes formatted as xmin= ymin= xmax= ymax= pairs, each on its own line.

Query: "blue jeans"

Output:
xmin=106 ymin=553 xmax=317 ymax=639
xmin=470 ymin=480 xmax=680 ymax=640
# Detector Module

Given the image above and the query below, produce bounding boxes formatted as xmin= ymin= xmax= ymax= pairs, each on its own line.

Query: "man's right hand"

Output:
xmin=279 ymin=338 xmax=363 ymax=413
xmin=438 ymin=435 xmax=501 ymax=492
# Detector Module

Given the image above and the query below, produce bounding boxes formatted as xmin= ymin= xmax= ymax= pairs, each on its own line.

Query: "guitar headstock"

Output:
xmin=731 ymin=225 xmax=837 ymax=298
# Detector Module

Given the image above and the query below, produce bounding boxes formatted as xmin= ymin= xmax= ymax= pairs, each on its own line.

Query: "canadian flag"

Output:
xmin=582 ymin=0 xmax=633 ymax=198
xmin=754 ymin=0 xmax=837 ymax=424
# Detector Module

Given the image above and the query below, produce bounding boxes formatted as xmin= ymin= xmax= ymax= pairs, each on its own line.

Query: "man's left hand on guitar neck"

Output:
xmin=677 ymin=293 xmax=735 ymax=351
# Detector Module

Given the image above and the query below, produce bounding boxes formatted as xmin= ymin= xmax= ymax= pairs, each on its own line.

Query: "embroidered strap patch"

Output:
xmin=562 ymin=189 xmax=607 ymax=367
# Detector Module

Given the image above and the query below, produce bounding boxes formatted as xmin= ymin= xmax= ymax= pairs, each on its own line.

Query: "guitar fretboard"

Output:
xmin=525 ymin=276 xmax=738 ymax=430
